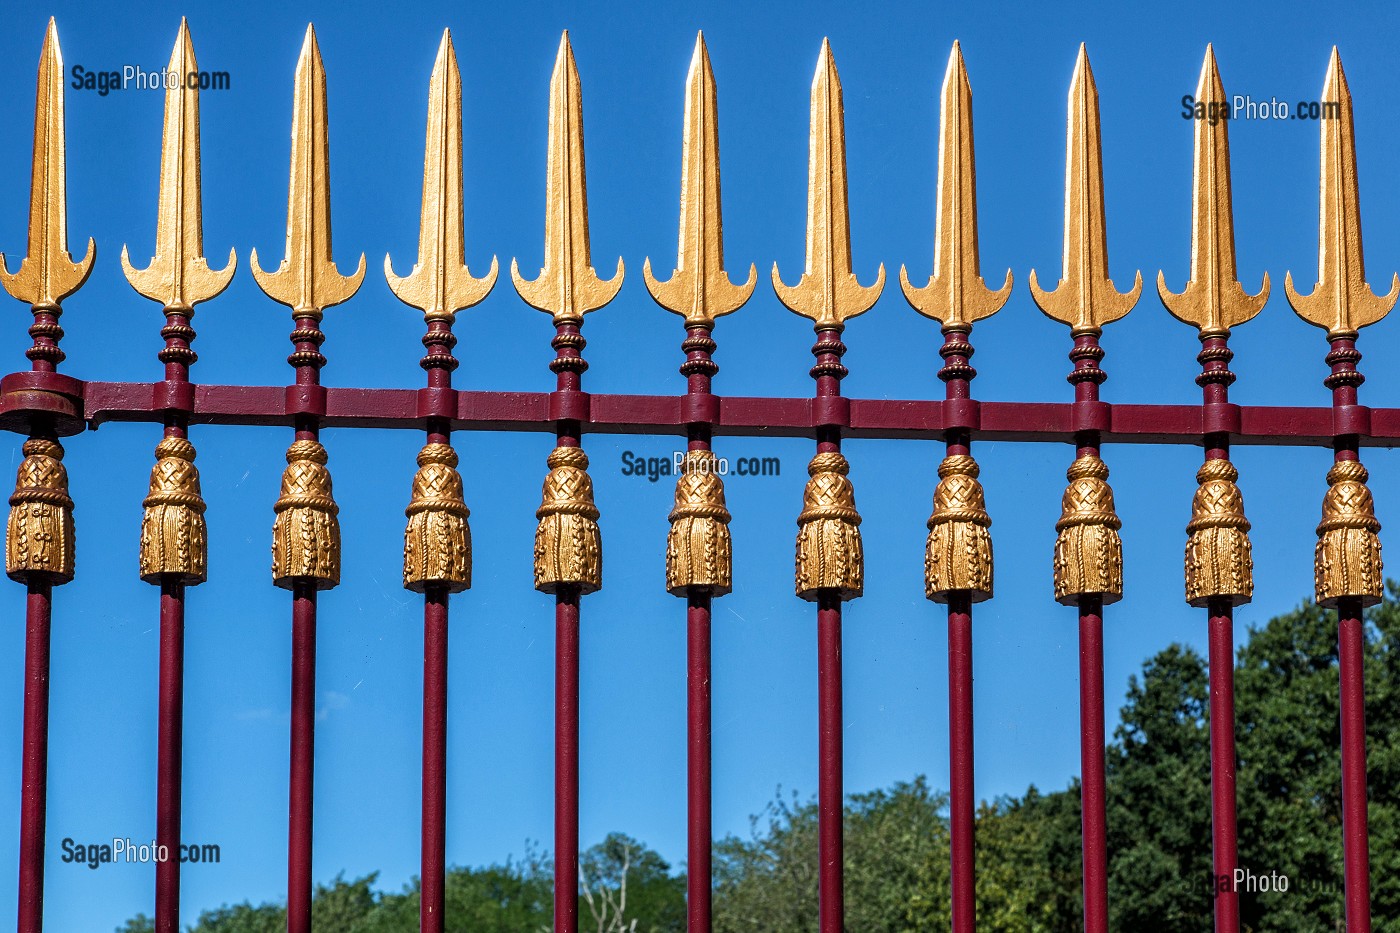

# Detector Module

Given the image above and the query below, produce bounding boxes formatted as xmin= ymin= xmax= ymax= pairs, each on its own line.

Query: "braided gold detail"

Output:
xmin=139 ymin=437 xmax=207 ymax=584
xmin=1185 ymin=458 xmax=1252 ymax=607
xmin=534 ymin=445 xmax=601 ymax=594
xmin=6 ymin=439 xmax=75 ymax=584
xmin=272 ymin=439 xmax=340 ymax=589
xmin=666 ymin=450 xmax=732 ymax=596
xmin=404 ymin=443 xmax=471 ymax=593
xmin=1315 ymin=459 xmax=1383 ymax=607
xmin=795 ymin=451 xmax=862 ymax=601
xmin=925 ymin=454 xmax=992 ymax=603
xmin=1053 ymin=455 xmax=1123 ymax=605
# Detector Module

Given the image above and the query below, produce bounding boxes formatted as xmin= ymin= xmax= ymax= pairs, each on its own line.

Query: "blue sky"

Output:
xmin=3 ymin=0 xmax=1400 ymax=928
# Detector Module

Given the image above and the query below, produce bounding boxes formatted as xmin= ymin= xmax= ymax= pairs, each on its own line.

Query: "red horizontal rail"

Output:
xmin=48 ymin=380 xmax=1397 ymax=446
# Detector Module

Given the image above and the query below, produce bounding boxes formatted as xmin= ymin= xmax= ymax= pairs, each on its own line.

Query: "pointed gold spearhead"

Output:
xmin=1030 ymin=44 xmax=1141 ymax=335
xmin=122 ymin=19 xmax=236 ymax=312
xmin=1158 ymin=46 xmax=1268 ymax=336
xmin=644 ymin=33 xmax=756 ymax=329
xmin=386 ymin=29 xmax=498 ymax=321
xmin=1285 ymin=47 xmax=1397 ymax=339
xmin=773 ymin=39 xmax=885 ymax=332
xmin=511 ymin=32 xmax=624 ymax=326
xmin=0 ymin=19 xmax=96 ymax=309
xmin=900 ymin=41 xmax=1011 ymax=331
xmin=251 ymin=25 xmax=365 ymax=319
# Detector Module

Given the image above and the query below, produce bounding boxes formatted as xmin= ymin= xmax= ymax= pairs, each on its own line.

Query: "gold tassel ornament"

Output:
xmin=925 ymin=454 xmax=993 ymax=603
xmin=271 ymin=439 xmax=341 ymax=590
xmin=1053 ymin=455 xmax=1124 ymax=605
xmin=795 ymin=451 xmax=863 ymax=601
xmin=1315 ymin=459 xmax=1383 ymax=607
xmin=403 ymin=442 xmax=471 ymax=594
xmin=1184 ymin=458 xmax=1253 ymax=607
xmin=534 ymin=445 xmax=602 ymax=594
xmin=139 ymin=437 xmax=207 ymax=584
xmin=666 ymin=450 xmax=732 ymax=595
xmin=6 ymin=438 xmax=75 ymax=584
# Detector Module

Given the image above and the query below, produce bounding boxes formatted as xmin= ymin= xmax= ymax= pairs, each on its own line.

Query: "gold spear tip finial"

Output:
xmin=0 ymin=17 xmax=96 ymax=309
xmin=1285 ymin=45 xmax=1397 ymax=337
xmin=121 ymin=17 xmax=237 ymax=311
xmin=643 ymin=27 xmax=756 ymax=328
xmin=510 ymin=29 xmax=624 ymax=324
xmin=1029 ymin=40 xmax=1141 ymax=334
xmin=385 ymin=23 xmax=498 ymax=320
xmin=250 ymin=19 xmax=365 ymax=316
xmin=772 ymin=37 xmax=884 ymax=331
xmin=900 ymin=39 xmax=1012 ymax=330
xmin=1157 ymin=43 xmax=1268 ymax=336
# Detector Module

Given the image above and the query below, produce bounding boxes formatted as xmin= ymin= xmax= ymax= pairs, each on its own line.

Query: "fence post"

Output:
xmin=123 ymin=20 xmax=235 ymax=932
xmin=773 ymin=39 xmax=883 ymax=933
xmin=1159 ymin=46 xmax=1267 ymax=933
xmin=1030 ymin=44 xmax=1140 ymax=933
xmin=250 ymin=25 xmax=365 ymax=933
xmin=900 ymin=41 xmax=1011 ymax=933
xmin=1285 ymin=47 xmax=1393 ymax=933
xmin=644 ymin=32 xmax=753 ymax=933
xmin=387 ymin=27 xmax=498 ymax=933
xmin=0 ymin=20 xmax=92 ymax=933
xmin=511 ymin=32 xmax=620 ymax=933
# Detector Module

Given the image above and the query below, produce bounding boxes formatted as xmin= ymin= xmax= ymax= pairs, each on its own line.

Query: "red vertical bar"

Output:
xmin=156 ymin=582 xmax=186 ymax=933
xmin=555 ymin=589 xmax=580 ymax=933
xmin=421 ymin=585 xmax=449 ymax=933
xmin=947 ymin=591 xmax=974 ymax=933
xmin=687 ymin=594 xmax=712 ymax=932
xmin=817 ymin=594 xmax=843 ymax=933
xmin=1337 ymin=598 xmax=1371 ymax=933
xmin=1207 ymin=599 xmax=1239 ymax=933
xmin=1077 ymin=596 xmax=1108 ymax=932
xmin=287 ymin=584 xmax=317 ymax=933
xmin=16 ymin=581 xmax=51 ymax=933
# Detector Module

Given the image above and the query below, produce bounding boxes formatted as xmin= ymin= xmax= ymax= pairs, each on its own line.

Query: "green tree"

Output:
xmin=973 ymin=785 xmax=1081 ymax=931
xmin=579 ymin=833 xmax=686 ymax=932
xmin=1105 ymin=644 xmax=1214 ymax=931
xmin=715 ymin=777 xmax=951 ymax=932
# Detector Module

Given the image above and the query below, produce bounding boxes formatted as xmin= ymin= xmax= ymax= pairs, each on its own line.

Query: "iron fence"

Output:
xmin=0 ymin=18 xmax=1386 ymax=933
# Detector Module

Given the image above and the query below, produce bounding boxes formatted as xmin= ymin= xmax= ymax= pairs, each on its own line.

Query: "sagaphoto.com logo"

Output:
xmin=71 ymin=62 xmax=230 ymax=97
xmin=1181 ymin=92 xmax=1338 ymax=125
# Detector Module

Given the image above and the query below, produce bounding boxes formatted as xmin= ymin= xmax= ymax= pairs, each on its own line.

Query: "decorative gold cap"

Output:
xmin=0 ymin=20 xmax=95 ymax=310
xmin=795 ymin=450 xmax=863 ymax=601
xmin=534 ymin=445 xmax=601 ymax=594
xmin=1315 ymin=459 xmax=1383 ymax=607
xmin=139 ymin=436 xmax=207 ymax=585
xmin=7 ymin=438 xmax=75 ymax=585
xmin=122 ymin=20 xmax=235 ymax=313
xmin=925 ymin=454 xmax=993 ymax=603
xmin=772 ymin=40 xmax=884 ymax=332
xmin=272 ymin=438 xmax=340 ymax=589
xmin=1285 ymin=48 xmax=1398 ymax=339
xmin=644 ymin=34 xmax=756 ymax=330
xmin=1030 ymin=44 xmax=1141 ymax=335
xmin=251 ymin=25 xmax=365 ymax=320
xmin=666 ymin=450 xmax=733 ymax=596
xmin=511 ymin=32 xmax=623 ymax=326
xmin=1052 ymin=455 xmax=1123 ymax=605
xmin=404 ymin=443 xmax=471 ymax=593
xmin=386 ymin=30 xmax=498 ymax=323
xmin=900 ymin=42 xmax=1011 ymax=331
xmin=1158 ymin=47 xmax=1268 ymax=338
xmin=1184 ymin=458 xmax=1252 ymax=607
